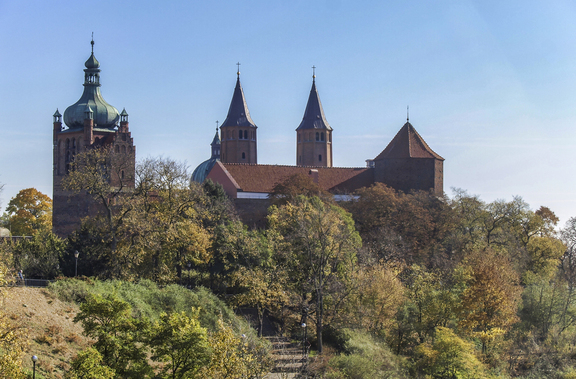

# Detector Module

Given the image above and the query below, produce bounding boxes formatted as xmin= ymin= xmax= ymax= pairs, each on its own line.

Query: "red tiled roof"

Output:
xmin=375 ymin=122 xmax=444 ymax=160
xmin=220 ymin=164 xmax=374 ymax=193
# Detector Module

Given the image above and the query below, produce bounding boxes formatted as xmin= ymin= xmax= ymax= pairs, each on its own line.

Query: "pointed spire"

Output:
xmin=296 ymin=69 xmax=332 ymax=131
xmin=221 ymin=68 xmax=256 ymax=128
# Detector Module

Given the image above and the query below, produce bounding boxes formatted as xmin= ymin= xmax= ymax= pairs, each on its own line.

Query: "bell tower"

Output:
xmin=296 ymin=67 xmax=333 ymax=167
xmin=220 ymin=64 xmax=258 ymax=164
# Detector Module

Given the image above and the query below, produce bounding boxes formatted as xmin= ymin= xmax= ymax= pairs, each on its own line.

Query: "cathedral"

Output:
xmin=52 ymin=40 xmax=135 ymax=237
xmin=52 ymin=42 xmax=443 ymax=235
xmin=192 ymin=68 xmax=444 ymax=225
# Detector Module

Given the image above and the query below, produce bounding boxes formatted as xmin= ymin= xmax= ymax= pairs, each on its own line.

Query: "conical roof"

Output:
xmin=375 ymin=122 xmax=443 ymax=160
xmin=221 ymin=75 xmax=256 ymax=128
xmin=296 ymin=78 xmax=332 ymax=131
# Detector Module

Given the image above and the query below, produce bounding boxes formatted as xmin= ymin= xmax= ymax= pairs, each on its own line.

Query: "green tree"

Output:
xmin=148 ymin=311 xmax=210 ymax=379
xmin=73 ymin=293 xmax=151 ymax=378
xmin=4 ymin=188 xmax=52 ymax=236
xmin=64 ymin=347 xmax=116 ymax=379
xmin=414 ymin=327 xmax=490 ymax=379
xmin=12 ymin=229 xmax=65 ymax=279
xmin=268 ymin=196 xmax=361 ymax=353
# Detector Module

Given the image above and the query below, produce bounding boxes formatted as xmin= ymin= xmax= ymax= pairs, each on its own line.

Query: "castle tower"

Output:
xmin=373 ymin=118 xmax=443 ymax=195
xmin=53 ymin=39 xmax=135 ymax=236
xmin=220 ymin=67 xmax=258 ymax=164
xmin=296 ymin=68 xmax=333 ymax=167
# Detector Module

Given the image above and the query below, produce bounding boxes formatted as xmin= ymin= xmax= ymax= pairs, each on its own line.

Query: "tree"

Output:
xmin=4 ymin=188 xmax=52 ymax=236
xmin=0 ymin=260 xmax=28 ymax=379
xmin=148 ymin=311 xmax=210 ymax=379
xmin=73 ymin=293 xmax=152 ymax=378
xmin=12 ymin=229 xmax=66 ymax=279
xmin=268 ymin=196 xmax=361 ymax=353
xmin=64 ymin=347 xmax=116 ymax=379
xmin=457 ymin=249 xmax=522 ymax=354
xmin=269 ymin=173 xmax=331 ymax=206
xmin=414 ymin=327 xmax=490 ymax=379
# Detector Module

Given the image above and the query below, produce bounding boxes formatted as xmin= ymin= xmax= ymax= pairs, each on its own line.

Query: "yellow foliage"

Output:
xmin=0 ymin=262 xmax=28 ymax=379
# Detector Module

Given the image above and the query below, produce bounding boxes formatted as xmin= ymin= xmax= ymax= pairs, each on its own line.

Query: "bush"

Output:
xmin=325 ymin=330 xmax=407 ymax=379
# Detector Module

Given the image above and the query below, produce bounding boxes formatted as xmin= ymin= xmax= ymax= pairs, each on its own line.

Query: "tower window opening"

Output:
xmin=321 ymin=132 xmax=325 ymax=141
xmin=242 ymin=152 xmax=246 ymax=160
xmin=316 ymin=132 xmax=319 ymax=141
xmin=121 ymin=170 xmax=125 ymax=180
xmin=239 ymin=130 xmax=243 ymax=139
xmin=244 ymin=130 xmax=248 ymax=140
xmin=319 ymin=154 xmax=322 ymax=162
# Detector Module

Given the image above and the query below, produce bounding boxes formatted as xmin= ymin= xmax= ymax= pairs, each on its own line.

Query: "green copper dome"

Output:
xmin=63 ymin=48 xmax=119 ymax=129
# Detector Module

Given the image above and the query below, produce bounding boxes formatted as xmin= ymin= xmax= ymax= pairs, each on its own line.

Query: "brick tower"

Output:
xmin=373 ymin=118 xmax=443 ymax=195
xmin=52 ymin=39 xmax=135 ymax=237
xmin=296 ymin=69 xmax=333 ymax=167
xmin=220 ymin=67 xmax=258 ymax=164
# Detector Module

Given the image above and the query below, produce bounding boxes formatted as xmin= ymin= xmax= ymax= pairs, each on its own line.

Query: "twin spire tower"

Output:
xmin=219 ymin=65 xmax=332 ymax=167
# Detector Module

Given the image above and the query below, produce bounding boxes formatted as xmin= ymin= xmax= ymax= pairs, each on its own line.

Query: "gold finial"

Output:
xmin=236 ymin=62 xmax=241 ymax=77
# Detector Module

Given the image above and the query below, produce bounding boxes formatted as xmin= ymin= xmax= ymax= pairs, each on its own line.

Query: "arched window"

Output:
xmin=115 ymin=146 xmax=120 ymax=153
xmin=319 ymin=154 xmax=322 ymax=162
xmin=243 ymin=130 xmax=247 ymax=139
xmin=329 ymin=133 xmax=332 ymax=143
xmin=242 ymin=152 xmax=246 ymax=159
xmin=227 ymin=130 xmax=230 ymax=140
xmin=121 ymin=170 xmax=125 ymax=180
xmin=66 ymin=139 xmax=70 ymax=149
xmin=239 ymin=130 xmax=243 ymax=139
xmin=316 ymin=132 xmax=319 ymax=141
xmin=321 ymin=132 xmax=325 ymax=142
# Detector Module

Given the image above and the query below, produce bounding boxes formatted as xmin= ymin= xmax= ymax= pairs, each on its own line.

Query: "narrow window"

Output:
xmin=121 ymin=170 xmax=125 ymax=180
xmin=321 ymin=132 xmax=325 ymax=141
xmin=316 ymin=132 xmax=319 ymax=141
xmin=115 ymin=146 xmax=120 ymax=153
xmin=319 ymin=154 xmax=322 ymax=162
xmin=244 ymin=130 xmax=248 ymax=139
xmin=239 ymin=130 xmax=243 ymax=139
xmin=242 ymin=152 xmax=246 ymax=159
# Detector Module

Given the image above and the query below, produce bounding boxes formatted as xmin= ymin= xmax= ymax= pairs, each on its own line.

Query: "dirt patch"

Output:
xmin=2 ymin=286 xmax=90 ymax=379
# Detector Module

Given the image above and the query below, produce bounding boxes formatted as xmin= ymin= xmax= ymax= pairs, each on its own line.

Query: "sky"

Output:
xmin=1 ymin=0 xmax=576 ymax=226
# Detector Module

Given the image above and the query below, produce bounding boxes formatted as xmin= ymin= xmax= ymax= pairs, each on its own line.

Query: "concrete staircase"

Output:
xmin=264 ymin=336 xmax=306 ymax=379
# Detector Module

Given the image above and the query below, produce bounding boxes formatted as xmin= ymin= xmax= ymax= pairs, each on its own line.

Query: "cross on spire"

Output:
xmin=236 ymin=62 xmax=241 ymax=77
xmin=312 ymin=65 xmax=316 ymax=80
xmin=216 ymin=120 xmax=219 ymax=131
xmin=407 ymin=105 xmax=410 ymax=122
xmin=91 ymin=32 xmax=94 ymax=53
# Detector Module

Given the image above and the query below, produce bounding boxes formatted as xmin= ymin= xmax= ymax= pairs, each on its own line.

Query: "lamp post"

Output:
xmin=74 ymin=251 xmax=79 ymax=277
xmin=31 ymin=355 xmax=38 ymax=379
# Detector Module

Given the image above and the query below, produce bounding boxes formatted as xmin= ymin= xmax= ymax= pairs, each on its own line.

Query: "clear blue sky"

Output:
xmin=1 ymin=0 xmax=576 ymax=226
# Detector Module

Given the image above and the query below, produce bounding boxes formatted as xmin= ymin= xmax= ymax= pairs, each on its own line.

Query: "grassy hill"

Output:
xmin=4 ymin=287 xmax=91 ymax=379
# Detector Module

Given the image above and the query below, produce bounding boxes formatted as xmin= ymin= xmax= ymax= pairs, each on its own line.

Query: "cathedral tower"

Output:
xmin=220 ymin=67 xmax=258 ymax=164
xmin=53 ymin=39 xmax=135 ymax=236
xmin=296 ymin=69 xmax=333 ymax=167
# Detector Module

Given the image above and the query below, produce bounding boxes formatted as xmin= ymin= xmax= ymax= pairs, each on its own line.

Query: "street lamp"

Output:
xmin=31 ymin=355 xmax=38 ymax=379
xmin=74 ymin=251 xmax=79 ymax=277
xmin=301 ymin=322 xmax=308 ymax=359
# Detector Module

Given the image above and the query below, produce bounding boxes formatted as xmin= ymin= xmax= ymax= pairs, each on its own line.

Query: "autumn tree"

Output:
xmin=268 ymin=195 xmax=361 ymax=353
xmin=63 ymin=147 xmax=135 ymax=264
xmin=457 ymin=249 xmax=522 ymax=354
xmin=269 ymin=173 xmax=331 ymax=206
xmin=64 ymin=348 xmax=116 ymax=379
xmin=4 ymin=188 xmax=52 ymax=236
